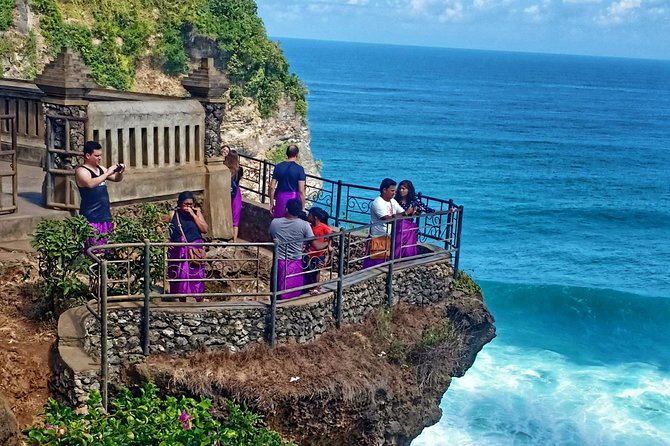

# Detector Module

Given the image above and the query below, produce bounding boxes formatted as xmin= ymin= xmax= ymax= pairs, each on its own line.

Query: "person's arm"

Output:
xmin=298 ymin=180 xmax=306 ymax=210
xmin=107 ymin=164 xmax=125 ymax=182
xmin=75 ymin=166 xmax=116 ymax=188
xmin=188 ymin=208 xmax=208 ymax=234
xmin=268 ymin=179 xmax=278 ymax=213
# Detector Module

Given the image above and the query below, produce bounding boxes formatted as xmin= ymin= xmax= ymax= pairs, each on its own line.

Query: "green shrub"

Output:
xmin=452 ymin=271 xmax=481 ymax=295
xmin=0 ymin=0 xmax=14 ymax=31
xmin=31 ymin=216 xmax=96 ymax=315
xmin=25 ymin=383 xmax=294 ymax=445
xmin=31 ymin=204 xmax=170 ymax=312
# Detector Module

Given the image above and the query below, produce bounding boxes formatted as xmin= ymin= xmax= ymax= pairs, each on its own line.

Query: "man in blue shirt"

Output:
xmin=268 ymin=144 xmax=306 ymax=218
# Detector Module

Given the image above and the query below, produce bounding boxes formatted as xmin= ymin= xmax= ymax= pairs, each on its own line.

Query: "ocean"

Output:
xmin=276 ymin=38 xmax=670 ymax=445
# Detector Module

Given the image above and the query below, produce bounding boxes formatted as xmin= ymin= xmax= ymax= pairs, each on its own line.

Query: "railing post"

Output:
xmin=386 ymin=219 xmax=397 ymax=306
xmin=100 ymin=260 xmax=109 ymax=411
xmin=261 ymin=161 xmax=268 ymax=203
xmin=453 ymin=207 xmax=464 ymax=279
xmin=335 ymin=230 xmax=345 ymax=328
xmin=269 ymin=242 xmax=279 ymax=345
xmin=446 ymin=199 xmax=455 ymax=251
xmin=141 ymin=239 xmax=151 ymax=356
xmin=335 ymin=180 xmax=342 ymax=227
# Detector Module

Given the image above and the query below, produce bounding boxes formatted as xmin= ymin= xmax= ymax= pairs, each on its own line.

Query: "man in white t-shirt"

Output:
xmin=364 ymin=178 xmax=407 ymax=268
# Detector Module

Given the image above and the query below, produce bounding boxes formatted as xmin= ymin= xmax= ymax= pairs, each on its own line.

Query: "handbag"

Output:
xmin=175 ymin=211 xmax=207 ymax=265
xmin=369 ymin=235 xmax=390 ymax=260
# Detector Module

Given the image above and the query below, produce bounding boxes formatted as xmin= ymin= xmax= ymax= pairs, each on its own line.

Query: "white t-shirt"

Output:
xmin=369 ymin=196 xmax=404 ymax=237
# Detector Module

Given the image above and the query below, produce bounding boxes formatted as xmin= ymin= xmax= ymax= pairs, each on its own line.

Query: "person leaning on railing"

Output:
xmin=363 ymin=178 xmax=407 ymax=269
xmin=268 ymin=144 xmax=306 ymax=218
xmin=268 ymin=199 xmax=314 ymax=299
xmin=303 ymin=207 xmax=333 ymax=296
xmin=394 ymin=179 xmax=434 ymax=258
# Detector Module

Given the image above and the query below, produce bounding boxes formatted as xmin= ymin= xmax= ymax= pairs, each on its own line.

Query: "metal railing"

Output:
xmin=85 ymin=208 xmax=460 ymax=409
xmin=0 ymin=114 xmax=17 ymax=214
xmin=238 ymin=153 xmax=463 ymax=268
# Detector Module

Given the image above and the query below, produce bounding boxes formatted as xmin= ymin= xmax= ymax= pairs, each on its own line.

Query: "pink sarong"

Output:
xmin=395 ymin=219 xmax=418 ymax=258
xmin=85 ymin=221 xmax=114 ymax=251
xmin=275 ymin=259 xmax=304 ymax=299
xmin=232 ymin=187 xmax=242 ymax=227
xmin=273 ymin=191 xmax=301 ymax=218
xmin=167 ymin=241 xmax=205 ymax=302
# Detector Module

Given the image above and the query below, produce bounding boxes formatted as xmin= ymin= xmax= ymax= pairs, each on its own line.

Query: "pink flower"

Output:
xmin=179 ymin=410 xmax=191 ymax=430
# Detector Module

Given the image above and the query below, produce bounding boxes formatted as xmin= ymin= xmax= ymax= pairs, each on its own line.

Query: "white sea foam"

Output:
xmin=412 ymin=342 xmax=670 ymax=446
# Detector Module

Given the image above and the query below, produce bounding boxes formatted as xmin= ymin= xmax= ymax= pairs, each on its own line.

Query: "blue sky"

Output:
xmin=255 ymin=0 xmax=670 ymax=60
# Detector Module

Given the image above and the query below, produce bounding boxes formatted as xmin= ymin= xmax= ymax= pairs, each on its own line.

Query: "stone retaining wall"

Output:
xmin=54 ymin=258 xmax=454 ymax=405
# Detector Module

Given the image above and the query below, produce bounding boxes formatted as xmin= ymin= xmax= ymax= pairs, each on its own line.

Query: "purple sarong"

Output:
xmin=168 ymin=240 xmax=205 ymax=302
xmin=273 ymin=191 xmax=301 ymax=218
xmin=276 ymin=259 xmax=304 ymax=299
xmin=395 ymin=219 xmax=418 ymax=258
xmin=85 ymin=221 xmax=114 ymax=251
xmin=232 ymin=187 xmax=242 ymax=227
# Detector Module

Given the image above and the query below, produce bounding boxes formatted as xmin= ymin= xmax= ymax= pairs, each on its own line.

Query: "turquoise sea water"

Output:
xmin=277 ymin=38 xmax=670 ymax=445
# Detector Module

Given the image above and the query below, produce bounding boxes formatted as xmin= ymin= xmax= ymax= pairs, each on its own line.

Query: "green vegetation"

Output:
xmin=0 ymin=0 xmax=14 ymax=31
xmin=25 ymin=382 xmax=293 ymax=445
xmin=31 ymin=204 xmax=169 ymax=315
xmin=28 ymin=0 xmax=306 ymax=117
xmin=452 ymin=270 xmax=482 ymax=295
xmin=23 ymin=31 xmax=40 ymax=78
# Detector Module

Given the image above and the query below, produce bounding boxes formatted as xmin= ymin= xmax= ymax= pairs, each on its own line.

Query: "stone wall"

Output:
xmin=54 ymin=257 xmax=455 ymax=406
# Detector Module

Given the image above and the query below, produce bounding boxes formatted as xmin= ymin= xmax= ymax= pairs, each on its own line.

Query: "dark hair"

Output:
xmin=395 ymin=180 xmax=416 ymax=204
xmin=177 ymin=191 xmax=195 ymax=206
xmin=285 ymin=198 xmax=302 ymax=217
xmin=83 ymin=140 xmax=102 ymax=155
xmin=308 ymin=207 xmax=329 ymax=225
xmin=379 ymin=178 xmax=396 ymax=194
xmin=286 ymin=144 xmax=299 ymax=158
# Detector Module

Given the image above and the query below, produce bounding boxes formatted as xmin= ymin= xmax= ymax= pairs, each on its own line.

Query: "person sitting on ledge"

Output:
xmin=363 ymin=178 xmax=406 ymax=269
xmin=303 ymin=207 xmax=333 ymax=296
xmin=268 ymin=198 xmax=313 ymax=299
xmin=268 ymin=144 xmax=306 ymax=218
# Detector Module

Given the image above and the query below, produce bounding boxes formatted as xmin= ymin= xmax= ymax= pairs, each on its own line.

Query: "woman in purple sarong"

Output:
xmin=167 ymin=191 xmax=209 ymax=302
xmin=268 ymin=144 xmax=306 ymax=218
xmin=224 ymin=151 xmax=243 ymax=242
xmin=394 ymin=180 xmax=434 ymax=258
xmin=268 ymin=199 xmax=314 ymax=299
xmin=75 ymin=140 xmax=125 ymax=248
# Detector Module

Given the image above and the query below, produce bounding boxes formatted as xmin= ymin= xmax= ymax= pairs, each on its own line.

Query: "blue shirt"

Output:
xmin=170 ymin=209 xmax=203 ymax=242
xmin=272 ymin=161 xmax=306 ymax=193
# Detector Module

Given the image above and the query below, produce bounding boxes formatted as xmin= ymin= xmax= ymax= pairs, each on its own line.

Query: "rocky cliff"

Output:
xmin=125 ymin=283 xmax=495 ymax=445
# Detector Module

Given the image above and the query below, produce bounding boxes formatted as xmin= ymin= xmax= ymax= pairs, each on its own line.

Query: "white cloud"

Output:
xmin=598 ymin=0 xmax=641 ymax=24
xmin=562 ymin=0 xmax=600 ymax=3
xmin=347 ymin=0 xmax=369 ymax=4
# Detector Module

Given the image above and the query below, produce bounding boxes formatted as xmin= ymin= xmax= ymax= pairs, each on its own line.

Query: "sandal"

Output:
xmin=309 ymin=287 xmax=321 ymax=296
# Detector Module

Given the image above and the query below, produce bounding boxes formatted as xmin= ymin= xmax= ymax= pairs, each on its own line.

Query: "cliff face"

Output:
xmin=125 ymin=284 xmax=495 ymax=445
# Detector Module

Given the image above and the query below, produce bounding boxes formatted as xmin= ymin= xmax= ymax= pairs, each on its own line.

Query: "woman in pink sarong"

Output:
xmin=224 ymin=151 xmax=243 ymax=242
xmin=394 ymin=180 xmax=433 ymax=258
xmin=167 ymin=191 xmax=209 ymax=302
xmin=268 ymin=144 xmax=306 ymax=218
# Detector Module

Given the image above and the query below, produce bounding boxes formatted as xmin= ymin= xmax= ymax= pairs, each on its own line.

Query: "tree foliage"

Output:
xmin=28 ymin=0 xmax=307 ymax=117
